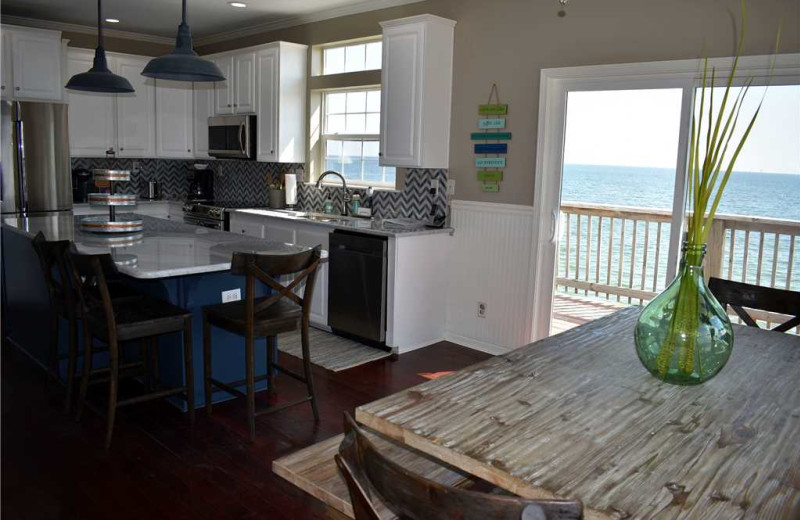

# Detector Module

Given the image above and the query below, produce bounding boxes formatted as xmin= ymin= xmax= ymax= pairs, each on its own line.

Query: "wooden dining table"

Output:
xmin=356 ymin=307 xmax=800 ymax=520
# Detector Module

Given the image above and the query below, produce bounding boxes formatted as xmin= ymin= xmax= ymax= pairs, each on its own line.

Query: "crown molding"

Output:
xmin=193 ymin=0 xmax=427 ymax=47
xmin=1 ymin=15 xmax=175 ymax=45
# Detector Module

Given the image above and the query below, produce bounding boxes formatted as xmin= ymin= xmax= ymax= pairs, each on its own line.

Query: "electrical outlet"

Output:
xmin=222 ymin=289 xmax=241 ymax=303
xmin=477 ymin=301 xmax=487 ymax=318
xmin=132 ymin=161 xmax=140 ymax=171
xmin=430 ymin=179 xmax=439 ymax=197
xmin=446 ymin=179 xmax=456 ymax=195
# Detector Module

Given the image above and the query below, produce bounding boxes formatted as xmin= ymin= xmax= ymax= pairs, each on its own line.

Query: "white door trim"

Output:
xmin=529 ymin=53 xmax=800 ymax=342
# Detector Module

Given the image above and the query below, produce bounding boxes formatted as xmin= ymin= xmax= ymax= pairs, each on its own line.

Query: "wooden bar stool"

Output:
xmin=68 ymin=249 xmax=195 ymax=448
xmin=31 ymin=232 xmax=138 ymax=413
xmin=203 ymin=246 xmax=322 ymax=440
xmin=709 ymin=277 xmax=800 ymax=333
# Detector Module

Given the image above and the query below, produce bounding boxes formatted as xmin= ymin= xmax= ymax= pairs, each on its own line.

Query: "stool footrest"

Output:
xmin=117 ymin=386 xmax=188 ymax=408
xmin=274 ymin=364 xmax=307 ymax=384
xmin=254 ymin=396 xmax=312 ymax=417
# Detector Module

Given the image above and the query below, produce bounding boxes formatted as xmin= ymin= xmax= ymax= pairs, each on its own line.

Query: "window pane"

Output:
xmin=366 ymin=90 xmax=381 ymax=113
xmin=326 ymin=92 xmax=347 ymax=114
xmin=346 ymin=91 xmax=367 ymax=113
xmin=362 ymin=142 xmax=381 ymax=182
xmin=346 ymin=114 xmax=366 ymax=134
xmin=344 ymin=44 xmax=366 ymax=73
xmin=365 ymin=113 xmax=380 ymax=134
xmin=324 ymin=47 xmax=345 ymax=75
xmin=342 ymin=141 xmax=363 ymax=181
xmin=365 ymin=42 xmax=382 ymax=70
xmin=325 ymin=140 xmax=343 ymax=172
xmin=384 ymin=167 xmax=396 ymax=186
xmin=326 ymin=114 xmax=345 ymax=134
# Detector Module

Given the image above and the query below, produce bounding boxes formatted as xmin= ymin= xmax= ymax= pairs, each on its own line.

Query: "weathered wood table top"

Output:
xmin=356 ymin=307 xmax=800 ymax=520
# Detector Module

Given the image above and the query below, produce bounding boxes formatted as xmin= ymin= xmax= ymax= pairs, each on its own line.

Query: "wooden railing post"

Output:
xmin=705 ymin=219 xmax=726 ymax=281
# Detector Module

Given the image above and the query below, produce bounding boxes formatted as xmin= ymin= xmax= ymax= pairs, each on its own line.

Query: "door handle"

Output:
xmin=550 ymin=209 xmax=559 ymax=243
xmin=238 ymin=122 xmax=246 ymax=155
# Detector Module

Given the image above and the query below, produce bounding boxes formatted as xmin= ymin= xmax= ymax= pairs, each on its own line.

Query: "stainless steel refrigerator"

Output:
xmin=1 ymin=100 xmax=72 ymax=216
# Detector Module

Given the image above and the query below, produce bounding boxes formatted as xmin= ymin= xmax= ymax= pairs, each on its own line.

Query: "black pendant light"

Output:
xmin=142 ymin=0 xmax=225 ymax=82
xmin=65 ymin=0 xmax=134 ymax=93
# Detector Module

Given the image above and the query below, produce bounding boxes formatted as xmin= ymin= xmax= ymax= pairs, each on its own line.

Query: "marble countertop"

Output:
xmin=234 ymin=209 xmax=454 ymax=238
xmin=2 ymin=214 xmax=320 ymax=280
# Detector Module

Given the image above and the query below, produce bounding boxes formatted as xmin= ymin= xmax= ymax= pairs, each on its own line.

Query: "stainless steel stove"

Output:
xmin=182 ymin=200 xmax=266 ymax=231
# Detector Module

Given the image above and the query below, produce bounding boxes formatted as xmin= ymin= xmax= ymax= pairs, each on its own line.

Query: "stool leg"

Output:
xmin=75 ymin=323 xmax=93 ymax=422
xmin=266 ymin=335 xmax=276 ymax=396
xmin=300 ymin=323 xmax=319 ymax=422
xmin=150 ymin=338 xmax=161 ymax=390
xmin=47 ymin=312 xmax=60 ymax=386
xmin=203 ymin=316 xmax=213 ymax=417
xmin=245 ymin=330 xmax=256 ymax=440
xmin=63 ymin=315 xmax=78 ymax=414
xmin=105 ymin=339 xmax=120 ymax=449
xmin=141 ymin=339 xmax=151 ymax=392
xmin=183 ymin=317 xmax=195 ymax=424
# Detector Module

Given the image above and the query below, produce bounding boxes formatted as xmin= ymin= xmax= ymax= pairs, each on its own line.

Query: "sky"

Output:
xmin=563 ymin=85 xmax=800 ymax=175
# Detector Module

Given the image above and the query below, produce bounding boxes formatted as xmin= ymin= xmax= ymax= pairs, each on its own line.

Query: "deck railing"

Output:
xmin=558 ymin=201 xmax=800 ymax=329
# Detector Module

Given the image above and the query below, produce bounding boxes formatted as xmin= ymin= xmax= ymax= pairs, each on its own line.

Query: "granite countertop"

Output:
xmin=72 ymin=199 xmax=186 ymax=207
xmin=234 ymin=209 xmax=454 ymax=238
xmin=2 ymin=214 xmax=320 ymax=280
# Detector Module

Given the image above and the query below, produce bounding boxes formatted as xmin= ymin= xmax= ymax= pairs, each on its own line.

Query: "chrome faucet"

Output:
xmin=315 ymin=170 xmax=351 ymax=216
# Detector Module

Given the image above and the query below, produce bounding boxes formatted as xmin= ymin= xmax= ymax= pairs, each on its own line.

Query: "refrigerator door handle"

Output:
xmin=14 ymin=114 xmax=26 ymax=214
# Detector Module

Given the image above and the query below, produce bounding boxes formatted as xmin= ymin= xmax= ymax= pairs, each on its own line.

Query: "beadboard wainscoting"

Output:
xmin=444 ymin=200 xmax=536 ymax=354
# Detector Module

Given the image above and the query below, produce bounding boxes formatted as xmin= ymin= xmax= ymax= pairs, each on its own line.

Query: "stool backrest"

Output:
xmin=230 ymin=247 xmax=323 ymax=323
xmin=66 ymin=248 xmax=120 ymax=337
xmin=336 ymin=412 xmax=584 ymax=520
xmin=709 ymin=277 xmax=800 ymax=333
xmin=31 ymin=232 xmax=75 ymax=317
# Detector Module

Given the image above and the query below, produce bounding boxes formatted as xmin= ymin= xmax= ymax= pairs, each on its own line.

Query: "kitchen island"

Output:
xmin=1 ymin=214 xmax=321 ymax=409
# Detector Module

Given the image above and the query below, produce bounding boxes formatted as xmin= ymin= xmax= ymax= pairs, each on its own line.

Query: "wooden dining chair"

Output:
xmin=335 ymin=413 xmax=584 ymax=520
xmin=203 ymin=246 xmax=322 ymax=440
xmin=709 ymin=277 xmax=800 ymax=333
xmin=68 ymin=249 xmax=195 ymax=448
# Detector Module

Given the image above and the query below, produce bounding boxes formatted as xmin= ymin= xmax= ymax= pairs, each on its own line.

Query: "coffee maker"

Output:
xmin=187 ymin=165 xmax=214 ymax=201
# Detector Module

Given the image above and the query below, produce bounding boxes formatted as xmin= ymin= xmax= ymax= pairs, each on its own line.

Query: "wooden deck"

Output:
xmin=550 ymin=292 xmax=629 ymax=335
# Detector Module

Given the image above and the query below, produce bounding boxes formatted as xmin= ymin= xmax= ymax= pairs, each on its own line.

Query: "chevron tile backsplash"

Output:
xmin=72 ymin=158 xmax=446 ymax=220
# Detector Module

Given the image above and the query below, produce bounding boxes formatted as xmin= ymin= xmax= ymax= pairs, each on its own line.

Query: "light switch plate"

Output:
xmin=222 ymin=289 xmax=241 ymax=303
xmin=430 ymin=179 xmax=439 ymax=197
xmin=446 ymin=179 xmax=456 ymax=195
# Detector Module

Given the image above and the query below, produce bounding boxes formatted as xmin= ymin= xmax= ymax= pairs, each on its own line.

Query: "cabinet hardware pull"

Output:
xmin=1 ymin=86 xmax=5 ymax=90
xmin=15 ymin=86 xmax=20 ymax=91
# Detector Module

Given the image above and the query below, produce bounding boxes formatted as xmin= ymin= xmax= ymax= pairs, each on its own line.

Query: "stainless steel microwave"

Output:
xmin=208 ymin=115 xmax=256 ymax=159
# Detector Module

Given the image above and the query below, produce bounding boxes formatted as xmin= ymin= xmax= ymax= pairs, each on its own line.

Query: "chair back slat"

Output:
xmin=31 ymin=232 xmax=75 ymax=315
xmin=337 ymin=413 xmax=584 ymax=520
xmin=709 ymin=277 xmax=800 ymax=333
xmin=231 ymin=247 xmax=322 ymax=319
xmin=66 ymin=248 xmax=119 ymax=337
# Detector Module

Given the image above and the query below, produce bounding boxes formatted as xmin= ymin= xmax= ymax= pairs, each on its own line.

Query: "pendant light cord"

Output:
xmin=182 ymin=0 xmax=188 ymax=25
xmin=97 ymin=0 xmax=104 ymax=47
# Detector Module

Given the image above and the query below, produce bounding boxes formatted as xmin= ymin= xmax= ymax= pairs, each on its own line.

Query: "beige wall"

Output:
xmin=63 ymin=31 xmax=172 ymax=56
xmin=71 ymin=0 xmax=799 ymax=206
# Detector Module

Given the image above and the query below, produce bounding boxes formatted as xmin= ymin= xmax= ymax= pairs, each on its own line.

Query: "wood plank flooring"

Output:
xmin=1 ymin=340 xmax=491 ymax=520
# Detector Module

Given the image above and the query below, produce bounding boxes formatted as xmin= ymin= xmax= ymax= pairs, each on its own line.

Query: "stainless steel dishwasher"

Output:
xmin=328 ymin=230 xmax=389 ymax=350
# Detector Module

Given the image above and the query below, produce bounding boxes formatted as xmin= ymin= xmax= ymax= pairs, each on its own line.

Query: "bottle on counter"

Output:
xmin=351 ymin=193 xmax=361 ymax=215
xmin=324 ymin=199 xmax=334 ymax=214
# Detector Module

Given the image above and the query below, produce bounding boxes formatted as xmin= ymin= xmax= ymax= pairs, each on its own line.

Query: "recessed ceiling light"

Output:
xmin=228 ymin=2 xmax=247 ymax=7
xmin=105 ymin=18 xmax=120 ymax=23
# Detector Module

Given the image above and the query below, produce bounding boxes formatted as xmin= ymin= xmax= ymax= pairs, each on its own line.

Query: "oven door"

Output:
xmin=183 ymin=214 xmax=223 ymax=230
xmin=208 ymin=115 xmax=255 ymax=159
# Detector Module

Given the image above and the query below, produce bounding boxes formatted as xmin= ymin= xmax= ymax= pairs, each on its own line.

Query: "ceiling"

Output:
xmin=1 ymin=0 xmax=422 ymax=43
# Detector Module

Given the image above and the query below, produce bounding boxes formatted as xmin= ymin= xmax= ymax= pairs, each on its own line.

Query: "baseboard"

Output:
xmin=443 ymin=332 xmax=514 ymax=356
xmin=395 ymin=337 xmax=445 ymax=355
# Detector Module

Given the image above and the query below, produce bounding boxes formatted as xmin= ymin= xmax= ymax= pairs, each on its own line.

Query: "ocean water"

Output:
xmin=558 ymin=164 xmax=800 ymax=296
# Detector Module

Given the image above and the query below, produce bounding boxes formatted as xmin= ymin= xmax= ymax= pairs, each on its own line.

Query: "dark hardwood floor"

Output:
xmin=2 ymin=339 xmax=491 ymax=520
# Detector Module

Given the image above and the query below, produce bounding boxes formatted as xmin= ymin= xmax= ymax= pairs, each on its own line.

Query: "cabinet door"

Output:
xmin=213 ymin=56 xmax=234 ymax=115
xmin=1 ymin=32 xmax=11 ymax=100
xmin=263 ymin=220 xmax=295 ymax=244
xmin=234 ymin=52 xmax=256 ymax=113
xmin=295 ymin=226 xmax=330 ymax=327
xmin=256 ymin=49 xmax=278 ymax=162
xmin=155 ymin=79 xmax=194 ymax=158
xmin=66 ymin=50 xmax=117 ymax=157
xmin=193 ymin=82 xmax=214 ymax=159
xmin=116 ymin=57 xmax=155 ymax=157
xmin=10 ymin=30 xmax=62 ymax=101
xmin=380 ymin=24 xmax=423 ymax=167
xmin=229 ymin=214 xmax=264 ymax=238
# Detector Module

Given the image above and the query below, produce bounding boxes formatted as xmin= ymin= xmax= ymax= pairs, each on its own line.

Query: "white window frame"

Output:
xmin=321 ymin=40 xmax=383 ymax=76
xmin=528 ymin=53 xmax=800 ymax=342
xmin=319 ymin=86 xmax=396 ymax=189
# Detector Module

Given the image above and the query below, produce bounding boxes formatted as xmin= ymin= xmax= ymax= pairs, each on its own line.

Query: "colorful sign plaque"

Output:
xmin=471 ymin=132 xmax=512 ymax=141
xmin=475 ymin=143 xmax=508 ymax=154
xmin=478 ymin=118 xmax=506 ymax=129
xmin=476 ymin=157 xmax=506 ymax=168
xmin=477 ymin=170 xmax=503 ymax=182
xmin=481 ymin=184 xmax=500 ymax=193
xmin=478 ymin=104 xmax=508 ymax=116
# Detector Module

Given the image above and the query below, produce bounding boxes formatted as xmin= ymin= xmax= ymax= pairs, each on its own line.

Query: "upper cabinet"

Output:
xmin=1 ymin=25 xmax=63 ymax=102
xmin=193 ymin=82 xmax=214 ymax=159
xmin=379 ymin=15 xmax=455 ymax=169
xmin=66 ymin=48 xmax=117 ymax=157
xmin=255 ymin=42 xmax=307 ymax=163
xmin=116 ymin=56 xmax=156 ymax=157
xmin=213 ymin=56 xmax=234 ymax=114
xmin=212 ymin=51 xmax=256 ymax=115
xmin=155 ymin=79 xmax=195 ymax=158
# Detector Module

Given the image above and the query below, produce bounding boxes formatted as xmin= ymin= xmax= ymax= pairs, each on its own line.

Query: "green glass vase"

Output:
xmin=634 ymin=242 xmax=733 ymax=385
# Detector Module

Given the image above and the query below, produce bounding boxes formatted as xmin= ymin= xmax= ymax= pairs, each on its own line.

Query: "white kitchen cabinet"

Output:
xmin=66 ymin=49 xmax=117 ymax=157
xmin=263 ymin=219 xmax=296 ymax=244
xmin=213 ymin=56 xmax=234 ymax=114
xmin=193 ymin=82 xmax=214 ymax=159
xmin=379 ymin=15 xmax=455 ymax=169
xmin=294 ymin=226 xmax=330 ymax=328
xmin=116 ymin=56 xmax=156 ymax=158
xmin=229 ymin=212 xmax=265 ymax=238
xmin=155 ymin=79 xmax=194 ymax=158
xmin=2 ymin=26 xmax=63 ymax=102
xmin=234 ymin=52 xmax=256 ymax=113
xmin=256 ymin=42 xmax=307 ymax=163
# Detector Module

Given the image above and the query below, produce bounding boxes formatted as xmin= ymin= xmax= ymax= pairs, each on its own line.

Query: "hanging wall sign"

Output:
xmin=479 ymin=118 xmax=506 ymax=129
xmin=481 ymin=184 xmax=500 ymax=192
xmin=471 ymin=132 xmax=512 ymax=141
xmin=476 ymin=157 xmax=506 ymax=168
xmin=477 ymin=170 xmax=504 ymax=182
xmin=475 ymin=143 xmax=508 ymax=154
xmin=478 ymin=104 xmax=508 ymax=116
